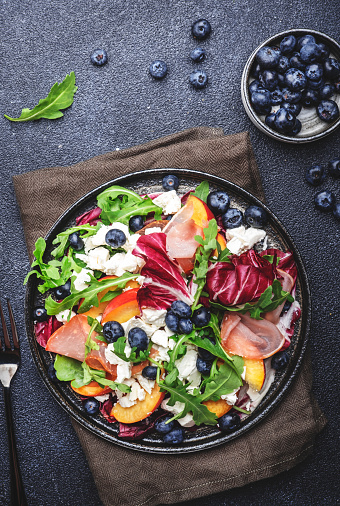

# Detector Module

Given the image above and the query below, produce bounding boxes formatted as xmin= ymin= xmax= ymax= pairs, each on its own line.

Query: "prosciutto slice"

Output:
xmin=221 ymin=311 xmax=285 ymax=359
xmin=264 ymin=268 xmax=295 ymax=324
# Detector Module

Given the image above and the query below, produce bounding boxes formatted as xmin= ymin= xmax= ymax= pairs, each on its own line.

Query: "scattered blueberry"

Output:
xmin=129 ymin=215 xmax=144 ymax=232
xmin=165 ymin=311 xmax=179 ymax=332
xmin=300 ymin=42 xmax=322 ymax=63
xmin=301 ymin=89 xmax=319 ymax=107
xmin=328 ymin=158 xmax=340 ymax=178
xmin=289 ymin=53 xmax=306 ymax=71
xmin=244 ymin=205 xmax=268 ymax=228
xmin=270 ymin=88 xmax=283 ymax=105
xmin=189 ymin=70 xmax=208 ymax=89
xmin=207 ymin=190 xmax=230 ymax=215
xmin=154 ymin=415 xmax=175 ymax=434
xmin=256 ymin=46 xmax=280 ymax=69
xmin=33 ymin=306 xmax=48 ymax=322
xmin=274 ymin=108 xmax=296 ymax=133
xmin=296 ymin=34 xmax=316 ymax=51
xmin=318 ymin=43 xmax=330 ymax=61
xmin=162 ymin=174 xmax=179 ymax=191
xmin=196 ymin=356 xmax=213 ymax=375
xmin=103 ymin=321 xmax=125 ymax=343
xmin=163 ymin=427 xmax=184 ymax=444
xmin=190 ymin=47 xmax=206 ymax=63
xmin=191 ymin=19 xmax=211 ymax=40
xmin=142 ymin=365 xmax=158 ymax=380
xmin=250 ymin=89 xmax=272 ymax=114
xmin=54 ymin=279 xmax=71 ymax=299
xmin=47 ymin=363 xmax=58 ymax=382
xmin=219 ymin=412 xmax=241 ymax=433
xmin=69 ymin=232 xmax=84 ymax=251
xmin=305 ymin=63 xmax=323 ymax=81
xmin=259 ymin=69 xmax=278 ymax=91
xmin=276 ymin=56 xmax=290 ymax=74
xmin=319 ymin=83 xmax=335 ymax=100
xmin=171 ymin=300 xmax=192 ymax=318
xmin=265 ymin=112 xmax=276 ymax=129
xmin=192 ymin=307 xmax=211 ymax=328
xmin=149 ymin=60 xmax=168 ymax=79
xmin=221 ymin=207 xmax=244 ymax=229
xmin=291 ymin=118 xmax=302 ymax=136
xmin=105 ymin=228 xmax=127 ymax=248
xmin=178 ymin=318 xmax=193 ymax=335
xmin=128 ymin=327 xmax=149 ymax=351
xmin=305 ymin=165 xmax=327 ymax=186
xmin=282 ymin=102 xmax=302 ymax=116
xmin=333 ymin=203 xmax=340 ymax=221
xmin=280 ymin=35 xmax=296 ymax=55
xmin=284 ymin=68 xmax=307 ymax=91
xmin=271 ymin=351 xmax=289 ymax=371
xmin=323 ymin=58 xmax=340 ymax=81
xmin=314 ymin=190 xmax=336 ymax=211
xmin=90 ymin=49 xmax=108 ymax=66
xmin=281 ymin=88 xmax=302 ymax=104
xmin=83 ymin=398 xmax=100 ymax=415
xmin=317 ymin=100 xmax=339 ymax=123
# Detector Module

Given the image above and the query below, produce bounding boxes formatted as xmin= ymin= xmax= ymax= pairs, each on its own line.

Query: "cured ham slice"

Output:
xmin=221 ymin=312 xmax=285 ymax=359
xmin=264 ymin=269 xmax=295 ymax=324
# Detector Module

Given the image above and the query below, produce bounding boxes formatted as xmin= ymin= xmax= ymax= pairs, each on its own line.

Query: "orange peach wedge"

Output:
xmin=110 ymin=382 xmax=165 ymax=423
xmin=101 ymin=287 xmax=140 ymax=324
xmin=243 ymin=357 xmax=266 ymax=391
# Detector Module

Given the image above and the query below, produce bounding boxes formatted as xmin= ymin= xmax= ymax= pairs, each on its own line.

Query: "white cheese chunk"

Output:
xmin=123 ymin=233 xmax=140 ymax=254
xmin=145 ymin=227 xmax=163 ymax=235
xmin=152 ymin=344 xmax=170 ymax=362
xmin=161 ymin=399 xmax=195 ymax=427
xmin=152 ymin=190 xmax=182 ymax=215
xmin=142 ymin=308 xmax=167 ymax=327
xmin=94 ymin=394 xmax=110 ymax=402
xmin=134 ymin=373 xmax=155 ymax=395
xmin=175 ymin=349 xmax=198 ymax=380
xmin=186 ymin=369 xmax=201 ymax=394
xmin=72 ymin=268 xmax=93 ymax=291
xmin=226 ymin=226 xmax=266 ymax=255
xmin=104 ymin=252 xmax=144 ymax=277
xmin=115 ymin=378 xmax=146 ymax=408
xmin=122 ymin=317 xmax=158 ymax=337
xmin=221 ymin=388 xmax=239 ymax=406
xmin=86 ymin=247 xmax=110 ymax=270
xmin=55 ymin=309 xmax=76 ymax=323
xmin=116 ymin=362 xmax=132 ymax=383
xmin=151 ymin=329 xmax=169 ymax=348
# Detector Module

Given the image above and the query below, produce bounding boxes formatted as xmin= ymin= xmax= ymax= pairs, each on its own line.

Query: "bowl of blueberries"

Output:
xmin=241 ymin=29 xmax=340 ymax=143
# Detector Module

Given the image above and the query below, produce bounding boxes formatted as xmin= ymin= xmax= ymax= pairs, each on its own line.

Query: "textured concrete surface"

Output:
xmin=0 ymin=1 xmax=339 ymax=505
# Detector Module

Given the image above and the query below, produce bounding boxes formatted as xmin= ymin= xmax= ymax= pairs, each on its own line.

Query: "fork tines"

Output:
xmin=0 ymin=300 xmax=20 ymax=351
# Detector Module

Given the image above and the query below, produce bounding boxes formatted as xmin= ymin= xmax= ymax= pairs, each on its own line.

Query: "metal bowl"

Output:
xmin=241 ymin=29 xmax=340 ymax=143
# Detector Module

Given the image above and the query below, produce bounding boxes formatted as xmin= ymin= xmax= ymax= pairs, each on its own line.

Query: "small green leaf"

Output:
xmin=191 ymin=181 xmax=210 ymax=203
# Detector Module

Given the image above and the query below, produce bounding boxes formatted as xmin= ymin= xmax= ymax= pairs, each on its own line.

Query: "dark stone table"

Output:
xmin=1 ymin=1 xmax=339 ymax=504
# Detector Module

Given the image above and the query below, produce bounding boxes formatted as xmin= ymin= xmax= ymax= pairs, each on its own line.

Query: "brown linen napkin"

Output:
xmin=13 ymin=127 xmax=326 ymax=506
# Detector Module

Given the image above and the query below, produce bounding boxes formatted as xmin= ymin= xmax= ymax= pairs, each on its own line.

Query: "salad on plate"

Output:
xmin=26 ymin=176 xmax=301 ymax=444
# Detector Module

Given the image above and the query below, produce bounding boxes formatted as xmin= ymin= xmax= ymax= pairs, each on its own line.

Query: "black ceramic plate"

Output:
xmin=25 ymin=168 xmax=311 ymax=454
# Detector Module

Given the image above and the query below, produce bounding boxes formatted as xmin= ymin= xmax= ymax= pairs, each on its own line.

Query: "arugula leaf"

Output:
xmin=112 ymin=336 xmax=151 ymax=364
xmin=105 ymin=197 xmax=162 ymax=226
xmin=199 ymin=360 xmax=243 ymax=402
xmin=54 ymin=354 xmax=84 ymax=382
xmin=51 ymin=223 xmax=101 ymax=258
xmin=217 ymin=246 xmax=232 ymax=262
xmin=45 ymin=272 xmax=138 ymax=315
xmin=191 ymin=181 xmax=210 ymax=203
xmin=4 ymin=72 xmax=77 ymax=122
xmin=262 ymin=254 xmax=281 ymax=266
xmin=99 ymin=289 xmax=123 ymax=303
xmin=96 ymin=185 xmax=143 ymax=225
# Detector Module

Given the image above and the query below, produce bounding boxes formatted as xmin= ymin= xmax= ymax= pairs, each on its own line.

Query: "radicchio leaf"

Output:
xmin=206 ymin=249 xmax=276 ymax=306
xmin=76 ymin=207 xmax=102 ymax=226
xmin=118 ymin=411 xmax=164 ymax=440
xmin=35 ymin=316 xmax=63 ymax=348
xmin=133 ymin=233 xmax=194 ymax=310
xmin=261 ymin=249 xmax=297 ymax=283
xmin=99 ymin=397 xmax=116 ymax=423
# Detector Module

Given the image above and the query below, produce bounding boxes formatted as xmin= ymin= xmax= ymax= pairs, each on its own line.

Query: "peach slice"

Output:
xmin=213 ymin=232 xmax=227 ymax=257
xmin=202 ymin=399 xmax=232 ymax=418
xmin=110 ymin=382 xmax=165 ymax=423
xmin=101 ymin=287 xmax=141 ymax=324
xmin=243 ymin=357 xmax=265 ymax=391
xmin=186 ymin=195 xmax=215 ymax=227
xmin=79 ymin=275 xmax=117 ymax=318
xmin=71 ymin=380 xmax=112 ymax=397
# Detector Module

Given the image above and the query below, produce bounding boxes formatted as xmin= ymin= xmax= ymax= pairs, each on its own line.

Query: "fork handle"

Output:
xmin=4 ymin=387 xmax=28 ymax=506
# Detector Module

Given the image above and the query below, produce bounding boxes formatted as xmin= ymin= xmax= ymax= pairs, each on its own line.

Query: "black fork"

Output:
xmin=0 ymin=300 xmax=27 ymax=506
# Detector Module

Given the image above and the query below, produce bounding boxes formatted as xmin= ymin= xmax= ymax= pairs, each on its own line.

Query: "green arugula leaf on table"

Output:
xmin=4 ymin=72 xmax=77 ymax=122
xmin=191 ymin=181 xmax=210 ymax=203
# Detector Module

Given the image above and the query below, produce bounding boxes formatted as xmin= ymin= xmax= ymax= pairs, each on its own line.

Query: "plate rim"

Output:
xmin=25 ymin=168 xmax=311 ymax=453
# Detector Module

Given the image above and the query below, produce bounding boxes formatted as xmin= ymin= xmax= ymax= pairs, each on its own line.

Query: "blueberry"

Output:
xmin=128 ymin=327 xmax=149 ymax=351
xmin=171 ymin=300 xmax=192 ymax=318
xmin=191 ymin=19 xmax=211 ymax=40
xmin=259 ymin=69 xmax=278 ymax=91
xmin=323 ymin=58 xmax=340 ymax=81
xmin=248 ymin=80 xmax=264 ymax=94
xmin=328 ymin=158 xmax=340 ymax=178
xmin=333 ymin=203 xmax=340 ymax=221
xmin=307 ymin=77 xmax=324 ymax=90
xmin=281 ymin=88 xmax=302 ymax=104
xmin=189 ymin=70 xmax=208 ymax=89
xmin=314 ymin=190 xmax=336 ymax=211
xmin=289 ymin=53 xmax=306 ymax=71
xmin=280 ymin=35 xmax=297 ymax=55
xmin=265 ymin=112 xmax=276 ymax=129
xmin=207 ymin=190 xmax=230 ymax=216
xmin=276 ymin=56 xmax=290 ymax=74
xmin=318 ymin=43 xmax=330 ymax=62
xmin=277 ymin=73 xmax=285 ymax=88
xmin=274 ymin=108 xmax=296 ymax=134
xmin=165 ymin=311 xmax=179 ymax=332
xmin=47 ymin=363 xmax=58 ymax=382
xmin=154 ymin=415 xmax=175 ymax=434
xmin=250 ymin=89 xmax=272 ymax=115
xmin=102 ymin=321 xmax=125 ymax=343
xmin=178 ymin=318 xmax=193 ymax=335
xmin=271 ymin=351 xmax=289 ymax=371
xmin=198 ymin=336 xmax=215 ymax=360
xmin=192 ymin=307 xmax=211 ymax=328
xmin=219 ymin=412 xmax=241 ymax=432
xmin=296 ymin=34 xmax=316 ymax=51
xmin=256 ymin=46 xmax=280 ymax=69
xmin=319 ymin=83 xmax=335 ymax=100
xmin=54 ymin=279 xmax=71 ymax=299
xmin=282 ymin=102 xmax=302 ymax=116
xmin=301 ymin=89 xmax=319 ymax=107
xmin=270 ymin=88 xmax=283 ymax=105
xmin=300 ymin=42 xmax=322 ymax=64
xmin=129 ymin=215 xmax=144 ymax=232
xmin=221 ymin=207 xmax=244 ymax=229
xmin=162 ymin=174 xmax=179 ymax=191
xmin=90 ymin=49 xmax=108 ymax=66
xmin=149 ymin=60 xmax=168 ymax=79
xmin=291 ymin=118 xmax=302 ymax=136
xmin=305 ymin=165 xmax=327 ymax=186
xmin=244 ymin=205 xmax=268 ymax=228
xmin=284 ymin=68 xmax=307 ymax=91
xmin=251 ymin=63 xmax=261 ymax=79
xmin=196 ymin=356 xmax=213 ymax=375
xmin=317 ymin=100 xmax=339 ymax=123
xmin=305 ymin=63 xmax=323 ymax=81
xmin=33 ymin=306 xmax=48 ymax=322
xmin=69 ymin=232 xmax=84 ymax=251
xmin=190 ymin=47 xmax=206 ymax=63
xmin=163 ymin=427 xmax=184 ymax=444
xmin=83 ymin=398 xmax=100 ymax=415
xmin=141 ymin=365 xmax=157 ymax=380
xmin=105 ymin=228 xmax=126 ymax=248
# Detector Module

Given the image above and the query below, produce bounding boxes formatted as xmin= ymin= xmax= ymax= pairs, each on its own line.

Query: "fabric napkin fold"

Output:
xmin=13 ymin=127 xmax=326 ymax=506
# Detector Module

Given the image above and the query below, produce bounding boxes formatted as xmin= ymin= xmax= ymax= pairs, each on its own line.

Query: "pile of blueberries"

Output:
xmin=249 ymin=33 xmax=340 ymax=136
xmin=305 ymin=156 xmax=340 ymax=220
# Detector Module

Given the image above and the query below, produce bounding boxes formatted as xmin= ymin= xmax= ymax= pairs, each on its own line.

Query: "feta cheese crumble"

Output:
xmin=72 ymin=268 xmax=93 ymax=291
xmin=152 ymin=190 xmax=182 ymax=215
xmin=161 ymin=399 xmax=195 ymax=427
xmin=55 ymin=309 xmax=76 ymax=323
xmin=226 ymin=226 xmax=266 ymax=255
